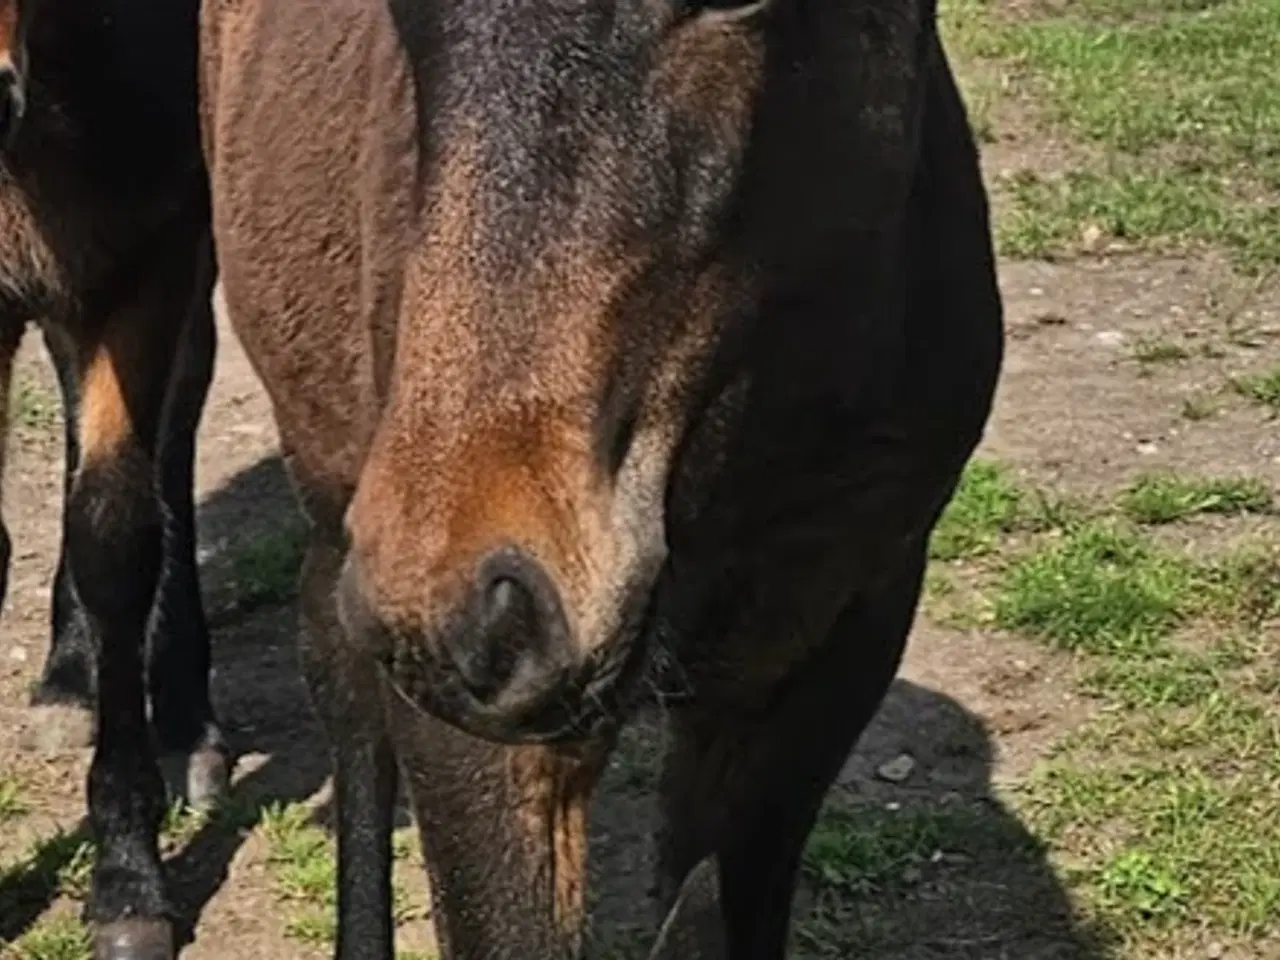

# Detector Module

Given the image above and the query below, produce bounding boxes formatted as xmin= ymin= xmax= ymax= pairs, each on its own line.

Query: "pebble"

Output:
xmin=1094 ymin=330 xmax=1126 ymax=348
xmin=876 ymin=753 xmax=916 ymax=784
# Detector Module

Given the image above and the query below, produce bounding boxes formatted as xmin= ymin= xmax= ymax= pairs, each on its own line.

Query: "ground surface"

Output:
xmin=2 ymin=0 xmax=1279 ymax=957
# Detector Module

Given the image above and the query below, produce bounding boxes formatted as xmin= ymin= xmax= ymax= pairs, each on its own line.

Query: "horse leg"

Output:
xmin=296 ymin=530 xmax=398 ymax=960
xmin=71 ymin=234 xmax=208 ymax=960
xmin=654 ymin=548 xmax=927 ymax=960
xmin=147 ymin=262 xmax=229 ymax=810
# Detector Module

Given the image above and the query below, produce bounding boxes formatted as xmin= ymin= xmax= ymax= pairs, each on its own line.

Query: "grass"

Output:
xmin=941 ymin=0 xmax=1280 ymax=269
xmin=996 ymin=168 xmax=1280 ymax=268
xmin=929 ymin=459 xmax=1026 ymax=561
xmin=1017 ymin=741 xmax=1280 ymax=942
xmin=223 ymin=519 xmax=308 ymax=609
xmin=261 ymin=802 xmax=425 ymax=950
xmin=4 ymin=914 xmax=91 ymax=960
xmin=801 ymin=804 xmax=1040 ymax=897
xmin=0 ymin=777 xmax=28 ymax=823
xmin=853 ymin=449 xmax=1280 ymax=955
xmin=993 ymin=521 xmax=1195 ymax=656
xmin=10 ymin=380 xmax=60 ymax=434
xmin=929 ymin=456 xmax=1280 ymax=952
xmin=1118 ymin=473 xmax=1272 ymax=524
xmin=1231 ymin=368 xmax=1280 ymax=413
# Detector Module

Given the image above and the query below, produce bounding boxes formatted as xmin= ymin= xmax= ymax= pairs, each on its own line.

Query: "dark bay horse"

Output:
xmin=200 ymin=0 xmax=1003 ymax=955
xmin=0 ymin=0 xmax=227 ymax=955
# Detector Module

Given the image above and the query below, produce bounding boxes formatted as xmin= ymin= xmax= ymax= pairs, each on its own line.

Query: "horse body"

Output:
xmin=200 ymin=0 xmax=1003 ymax=956
xmin=0 ymin=0 xmax=226 ymax=956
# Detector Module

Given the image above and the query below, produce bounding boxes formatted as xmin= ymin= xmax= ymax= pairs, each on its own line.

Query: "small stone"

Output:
xmin=885 ymin=801 xmax=902 ymax=812
xmin=1094 ymin=330 xmax=1126 ymax=348
xmin=1206 ymin=944 xmax=1224 ymax=960
xmin=1137 ymin=442 xmax=1159 ymax=456
xmin=1080 ymin=223 xmax=1105 ymax=251
xmin=8 ymin=645 xmax=27 ymax=663
xmin=877 ymin=754 xmax=916 ymax=784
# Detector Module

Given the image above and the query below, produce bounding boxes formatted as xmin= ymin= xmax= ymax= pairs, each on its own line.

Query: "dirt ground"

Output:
xmin=3 ymin=41 xmax=1280 ymax=960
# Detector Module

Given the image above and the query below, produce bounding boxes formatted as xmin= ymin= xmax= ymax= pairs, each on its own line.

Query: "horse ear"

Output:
xmin=645 ymin=857 xmax=726 ymax=960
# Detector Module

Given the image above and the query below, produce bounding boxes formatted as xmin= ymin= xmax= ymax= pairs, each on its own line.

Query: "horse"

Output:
xmin=0 ymin=0 xmax=228 ymax=955
xmin=199 ymin=0 xmax=1003 ymax=953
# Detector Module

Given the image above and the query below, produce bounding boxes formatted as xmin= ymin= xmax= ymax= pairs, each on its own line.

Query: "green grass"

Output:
xmin=802 ymin=804 xmax=1040 ymax=897
xmin=884 ymin=449 xmax=1280 ymax=952
xmin=978 ymin=2 xmax=1280 ymax=160
xmin=5 ymin=914 xmax=91 ymax=960
xmin=261 ymin=802 xmax=424 ymax=949
xmin=0 ymin=776 xmax=27 ymax=823
xmin=945 ymin=0 xmax=1280 ymax=269
xmin=10 ymin=380 xmax=60 ymax=433
xmin=1017 ymin=747 xmax=1280 ymax=941
xmin=1118 ymin=473 xmax=1272 ymax=524
xmin=1057 ymin=0 xmax=1233 ymax=20
xmin=929 ymin=459 xmax=1026 ymax=561
xmin=931 ymin=455 xmax=1280 ymax=951
xmin=993 ymin=521 xmax=1197 ymax=655
xmin=224 ymin=520 xmax=308 ymax=609
xmin=1232 ymin=368 xmax=1280 ymax=413
xmin=996 ymin=168 xmax=1280 ymax=269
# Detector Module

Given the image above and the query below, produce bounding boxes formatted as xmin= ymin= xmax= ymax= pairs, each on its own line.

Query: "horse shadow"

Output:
xmin=0 ymin=453 xmax=330 ymax=948
xmin=1 ymin=455 xmax=1118 ymax=959
xmin=587 ymin=678 xmax=1119 ymax=959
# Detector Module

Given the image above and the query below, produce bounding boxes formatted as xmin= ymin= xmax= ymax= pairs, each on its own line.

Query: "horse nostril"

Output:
xmin=483 ymin=577 xmax=534 ymax=635
xmin=473 ymin=575 xmax=537 ymax=691
xmin=452 ymin=547 xmax=573 ymax=709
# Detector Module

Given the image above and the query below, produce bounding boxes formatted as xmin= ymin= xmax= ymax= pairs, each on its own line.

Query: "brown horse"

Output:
xmin=0 ymin=0 xmax=228 ymax=956
xmin=201 ymin=0 xmax=1002 ymax=954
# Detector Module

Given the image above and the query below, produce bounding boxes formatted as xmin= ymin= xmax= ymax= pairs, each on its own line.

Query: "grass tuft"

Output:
xmin=224 ymin=521 xmax=308 ymax=609
xmin=1231 ymin=368 xmax=1280 ymax=414
xmin=1118 ymin=473 xmax=1271 ymax=524
xmin=930 ymin=459 xmax=1026 ymax=561
xmin=993 ymin=521 xmax=1194 ymax=655
xmin=7 ymin=914 xmax=91 ymax=960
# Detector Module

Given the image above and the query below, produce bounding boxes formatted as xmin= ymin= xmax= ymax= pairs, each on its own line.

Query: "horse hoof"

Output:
xmin=93 ymin=919 xmax=174 ymax=960
xmin=160 ymin=745 xmax=232 ymax=811
xmin=18 ymin=703 xmax=95 ymax=753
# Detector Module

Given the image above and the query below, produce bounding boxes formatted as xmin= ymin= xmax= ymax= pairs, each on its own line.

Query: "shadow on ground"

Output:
xmin=588 ymin=678 xmax=1117 ymax=959
xmin=170 ymin=454 xmax=331 ymax=946
xmin=1 ymin=456 xmax=1115 ymax=959
xmin=0 ymin=453 xmax=328 ymax=948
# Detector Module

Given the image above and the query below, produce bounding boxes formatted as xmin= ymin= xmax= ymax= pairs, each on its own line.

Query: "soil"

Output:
xmin=2 ymin=142 xmax=1279 ymax=960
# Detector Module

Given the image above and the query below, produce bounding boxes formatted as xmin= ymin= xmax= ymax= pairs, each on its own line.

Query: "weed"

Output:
xmin=1118 ymin=473 xmax=1271 ymax=524
xmin=930 ymin=459 xmax=1025 ymax=561
xmin=1232 ymin=369 xmax=1280 ymax=413
xmin=994 ymin=521 xmax=1194 ymax=655
xmin=7 ymin=914 xmax=91 ymax=960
